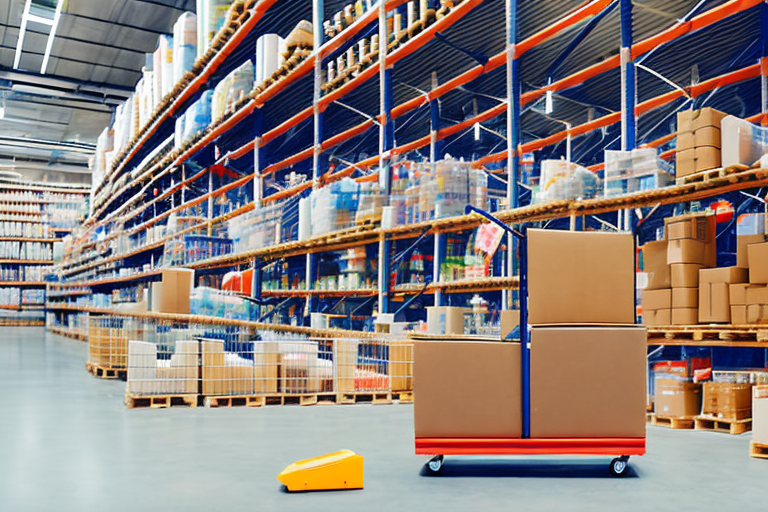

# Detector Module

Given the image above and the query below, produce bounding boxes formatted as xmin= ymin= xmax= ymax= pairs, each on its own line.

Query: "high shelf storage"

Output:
xmin=46 ymin=0 xmax=768 ymax=385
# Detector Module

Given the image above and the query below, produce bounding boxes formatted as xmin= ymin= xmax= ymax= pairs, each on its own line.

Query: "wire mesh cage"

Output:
xmin=89 ymin=315 xmax=145 ymax=370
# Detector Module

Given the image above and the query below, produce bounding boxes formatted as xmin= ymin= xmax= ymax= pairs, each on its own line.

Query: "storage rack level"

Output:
xmin=415 ymin=207 xmax=644 ymax=477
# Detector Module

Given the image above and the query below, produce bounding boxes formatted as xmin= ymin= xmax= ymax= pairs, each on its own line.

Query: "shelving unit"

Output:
xmin=45 ymin=0 xmax=768 ymax=376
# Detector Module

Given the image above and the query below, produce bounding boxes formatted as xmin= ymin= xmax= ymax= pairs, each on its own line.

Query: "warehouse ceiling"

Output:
xmin=0 ymin=0 xmax=195 ymax=183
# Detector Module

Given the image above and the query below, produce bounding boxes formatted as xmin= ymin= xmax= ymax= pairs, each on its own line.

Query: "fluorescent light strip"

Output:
xmin=40 ymin=1 xmax=63 ymax=75
xmin=12 ymin=0 xmax=33 ymax=69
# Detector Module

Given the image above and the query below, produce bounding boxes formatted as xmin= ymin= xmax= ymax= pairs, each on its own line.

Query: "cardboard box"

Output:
xmin=699 ymin=267 xmax=749 ymax=323
xmin=426 ymin=306 xmax=471 ymax=335
xmin=690 ymin=108 xmax=727 ymax=131
xmin=644 ymin=308 xmax=671 ymax=326
xmin=643 ymin=240 xmax=671 ymax=290
xmin=746 ymin=284 xmax=768 ymax=305
xmin=695 ymin=146 xmax=721 ymax=172
xmin=672 ymin=288 xmax=698 ymax=309
xmin=748 ymin=242 xmax=768 ymax=284
xmin=737 ymin=234 xmax=765 ymax=268
xmin=753 ymin=386 xmax=768 ymax=445
xmin=694 ymin=125 xmax=722 ymax=149
xmin=731 ymin=305 xmax=747 ymax=324
xmin=527 ymin=229 xmax=635 ymax=325
xmin=671 ymin=263 xmax=704 ymax=287
xmin=672 ymin=308 xmax=698 ymax=325
xmin=654 ymin=377 xmax=701 ymax=417
xmin=667 ymin=239 xmax=716 ymax=267
xmin=702 ymin=382 xmax=751 ymax=421
xmin=730 ymin=283 xmax=749 ymax=305
xmin=389 ymin=341 xmax=413 ymax=392
xmin=676 ymin=148 xmax=696 ymax=177
xmin=529 ymin=325 xmax=647 ymax=438
xmin=150 ymin=268 xmax=194 ymax=314
xmin=643 ymin=289 xmax=672 ymax=310
xmin=413 ymin=340 xmax=522 ymax=438
xmin=677 ymin=130 xmax=694 ymax=151
xmin=665 ymin=213 xmax=715 ymax=242
xmin=500 ymin=310 xmax=520 ymax=340
xmin=747 ymin=304 xmax=768 ymax=324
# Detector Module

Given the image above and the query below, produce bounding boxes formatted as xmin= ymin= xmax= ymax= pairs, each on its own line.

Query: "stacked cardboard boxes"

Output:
xmin=641 ymin=240 xmax=671 ymax=326
xmin=699 ymin=267 xmax=748 ymax=323
xmin=653 ymin=361 xmax=704 ymax=418
xmin=702 ymin=381 xmax=752 ymax=421
xmin=728 ymin=213 xmax=768 ymax=324
xmin=676 ymin=108 xmax=727 ymax=178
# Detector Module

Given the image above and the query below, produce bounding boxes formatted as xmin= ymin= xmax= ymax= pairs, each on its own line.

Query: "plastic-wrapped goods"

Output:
xmin=721 ymin=115 xmax=768 ymax=168
xmin=533 ymin=160 xmax=600 ymax=204
xmin=197 ymin=0 xmax=233 ymax=56
xmin=173 ymin=12 xmax=198 ymax=83
xmin=311 ymin=178 xmax=361 ymax=236
xmin=153 ymin=34 xmax=174 ymax=101
xmin=211 ymin=61 xmax=254 ymax=125
xmin=227 ymin=200 xmax=287 ymax=252
xmin=256 ymin=33 xmax=284 ymax=87
xmin=604 ymin=148 xmax=673 ymax=197
xmin=184 ymin=90 xmax=213 ymax=142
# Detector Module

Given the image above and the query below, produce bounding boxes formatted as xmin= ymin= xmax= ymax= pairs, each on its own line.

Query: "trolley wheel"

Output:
xmin=426 ymin=455 xmax=444 ymax=475
xmin=609 ymin=456 xmax=630 ymax=477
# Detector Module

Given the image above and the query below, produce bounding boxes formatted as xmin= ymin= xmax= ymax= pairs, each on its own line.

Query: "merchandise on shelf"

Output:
xmin=721 ymin=115 xmax=768 ymax=168
xmin=676 ymin=107 xmax=727 ymax=178
xmin=197 ymin=0 xmax=234 ymax=57
xmin=533 ymin=160 xmax=599 ymax=204
xmin=604 ymin=148 xmax=673 ymax=197
xmin=0 ymin=241 xmax=53 ymax=261
xmin=154 ymin=35 xmax=175 ymax=102
xmin=175 ymin=90 xmax=213 ymax=149
xmin=228 ymin=198 xmax=295 ymax=252
xmin=162 ymin=234 xmax=233 ymax=266
xmin=254 ymin=21 xmax=314 ymax=94
xmin=211 ymin=60 xmax=254 ymax=125
xmin=173 ymin=12 xmax=198 ymax=83
xmin=310 ymin=177 xmax=361 ymax=236
xmin=191 ymin=286 xmax=257 ymax=321
xmin=255 ymin=33 xmax=286 ymax=87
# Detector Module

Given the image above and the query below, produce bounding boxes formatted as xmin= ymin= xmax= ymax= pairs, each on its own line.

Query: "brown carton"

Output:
xmin=702 ymin=382 xmax=752 ymax=421
xmin=654 ymin=377 xmax=701 ymax=417
xmin=671 ymin=263 xmax=704 ymax=287
xmin=672 ymin=288 xmax=698 ymax=309
xmin=690 ymin=107 xmax=727 ymax=131
xmin=695 ymin=126 xmax=722 ymax=148
xmin=413 ymin=340 xmax=522 ymax=438
xmin=677 ymin=110 xmax=695 ymax=133
xmin=737 ymin=234 xmax=765 ymax=268
xmin=527 ymin=229 xmax=635 ymax=325
xmin=747 ymin=304 xmax=768 ymax=324
xmin=748 ymin=242 xmax=768 ymax=284
xmin=643 ymin=289 xmax=671 ymax=310
xmin=731 ymin=305 xmax=747 ymax=324
xmin=529 ymin=325 xmax=647 ymax=438
xmin=753 ymin=386 xmax=768 ymax=445
xmin=665 ymin=213 xmax=715 ymax=242
xmin=500 ymin=310 xmax=520 ymax=339
xmin=695 ymin=146 xmax=721 ymax=172
xmin=671 ymin=308 xmax=698 ymax=325
xmin=150 ymin=268 xmax=194 ymax=314
xmin=699 ymin=267 xmax=749 ymax=323
xmin=643 ymin=240 xmax=671 ymax=290
xmin=644 ymin=308 xmax=671 ymax=326
xmin=746 ymin=284 xmax=768 ymax=305
xmin=677 ymin=130 xmax=694 ymax=151
xmin=730 ymin=283 xmax=749 ymax=305
xmin=426 ymin=306 xmax=471 ymax=335
xmin=667 ymin=239 xmax=716 ymax=267
xmin=676 ymin=148 xmax=695 ymax=177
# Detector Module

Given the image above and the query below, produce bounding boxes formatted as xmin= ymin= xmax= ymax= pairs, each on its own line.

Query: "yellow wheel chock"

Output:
xmin=277 ymin=450 xmax=364 ymax=492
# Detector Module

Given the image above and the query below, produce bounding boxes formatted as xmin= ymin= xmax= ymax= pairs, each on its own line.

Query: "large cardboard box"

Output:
xmin=748 ymin=242 xmax=768 ymax=284
xmin=731 ymin=305 xmax=747 ymax=324
xmin=747 ymin=304 xmax=768 ymax=324
xmin=666 ymin=214 xmax=715 ymax=242
xmin=730 ymin=283 xmax=749 ymax=305
xmin=676 ymin=148 xmax=695 ymax=177
xmin=529 ymin=325 xmax=647 ymax=438
xmin=753 ymin=386 xmax=768 ymax=445
xmin=667 ymin=239 xmax=716 ymax=267
xmin=644 ymin=308 xmax=671 ymax=326
xmin=426 ymin=306 xmax=471 ymax=335
xmin=671 ymin=263 xmax=704 ymax=287
xmin=690 ymin=108 xmax=727 ymax=131
xmin=654 ymin=377 xmax=701 ymax=417
xmin=695 ymin=146 xmax=721 ymax=172
xmin=672 ymin=288 xmax=698 ymax=309
xmin=527 ymin=229 xmax=635 ymax=325
xmin=643 ymin=240 xmax=671 ymax=290
xmin=643 ymin=289 xmax=671 ymax=310
xmin=736 ymin=234 xmax=765 ymax=268
xmin=671 ymin=308 xmax=698 ymax=325
xmin=413 ymin=340 xmax=522 ymax=438
xmin=150 ymin=268 xmax=194 ymax=314
xmin=699 ymin=267 xmax=749 ymax=323
xmin=500 ymin=310 xmax=520 ymax=340
xmin=702 ymin=382 xmax=751 ymax=421
xmin=746 ymin=284 xmax=768 ymax=305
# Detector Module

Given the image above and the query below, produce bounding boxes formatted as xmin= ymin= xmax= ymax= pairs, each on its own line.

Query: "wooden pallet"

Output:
xmin=49 ymin=327 xmax=88 ymax=342
xmin=204 ymin=395 xmax=265 ymax=408
xmin=125 ymin=393 xmax=197 ymax=409
xmin=392 ymin=391 xmax=413 ymax=404
xmin=339 ymin=392 xmax=392 ymax=405
xmin=676 ymin=166 xmax=740 ymax=186
xmin=649 ymin=414 xmax=695 ymax=429
xmin=85 ymin=361 xmax=125 ymax=380
xmin=750 ymin=441 xmax=768 ymax=459
xmin=694 ymin=416 xmax=752 ymax=435
xmin=648 ymin=326 xmax=768 ymax=344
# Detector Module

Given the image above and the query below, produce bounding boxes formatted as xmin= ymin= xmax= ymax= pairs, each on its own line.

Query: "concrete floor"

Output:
xmin=1 ymin=328 xmax=768 ymax=512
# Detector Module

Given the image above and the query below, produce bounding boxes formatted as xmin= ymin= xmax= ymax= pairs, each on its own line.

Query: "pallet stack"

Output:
xmin=676 ymin=108 xmax=727 ymax=180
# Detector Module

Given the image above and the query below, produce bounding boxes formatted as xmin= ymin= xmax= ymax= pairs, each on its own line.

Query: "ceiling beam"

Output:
xmin=2 ymin=44 xmax=143 ymax=75
xmin=0 ymin=22 xmax=147 ymax=55
xmin=0 ymin=69 xmax=133 ymax=98
xmin=64 ymin=12 xmax=172 ymax=36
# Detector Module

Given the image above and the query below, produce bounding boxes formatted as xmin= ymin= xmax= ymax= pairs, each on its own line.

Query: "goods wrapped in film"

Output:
xmin=197 ymin=0 xmax=234 ymax=56
xmin=173 ymin=12 xmax=197 ymax=83
xmin=212 ymin=60 xmax=254 ymax=125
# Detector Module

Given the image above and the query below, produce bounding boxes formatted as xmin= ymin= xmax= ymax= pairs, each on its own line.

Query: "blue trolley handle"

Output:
xmin=465 ymin=205 xmax=530 ymax=438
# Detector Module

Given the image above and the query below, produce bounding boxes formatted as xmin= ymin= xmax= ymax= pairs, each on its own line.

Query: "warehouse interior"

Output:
xmin=1 ymin=0 xmax=768 ymax=510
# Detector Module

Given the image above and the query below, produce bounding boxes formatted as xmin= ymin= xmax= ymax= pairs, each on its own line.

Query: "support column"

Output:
xmin=378 ymin=4 xmax=394 ymax=316
xmin=503 ymin=0 xmax=520 ymax=311
xmin=430 ymin=72 xmax=445 ymax=307
xmin=253 ymin=108 xmax=264 ymax=205
xmin=761 ymin=0 xmax=768 ymax=124
xmin=620 ymin=0 xmax=636 ymax=151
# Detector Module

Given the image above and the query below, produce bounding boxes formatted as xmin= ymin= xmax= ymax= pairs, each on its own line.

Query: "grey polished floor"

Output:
xmin=1 ymin=328 xmax=767 ymax=512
